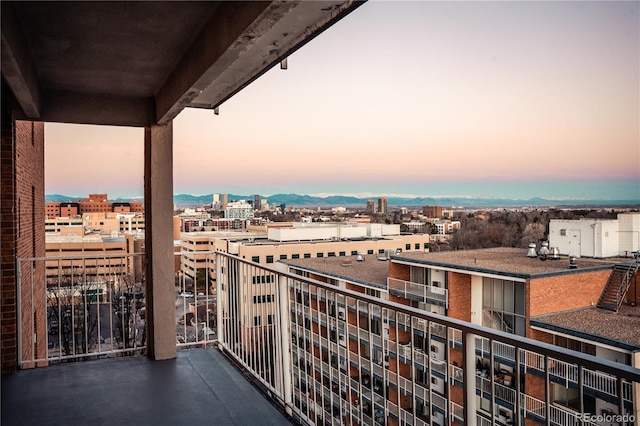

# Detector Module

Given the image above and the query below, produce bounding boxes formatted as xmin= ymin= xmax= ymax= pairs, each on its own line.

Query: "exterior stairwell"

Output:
xmin=597 ymin=263 xmax=638 ymax=312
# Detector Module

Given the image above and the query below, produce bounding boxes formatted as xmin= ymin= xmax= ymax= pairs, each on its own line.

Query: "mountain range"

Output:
xmin=45 ymin=193 xmax=639 ymax=209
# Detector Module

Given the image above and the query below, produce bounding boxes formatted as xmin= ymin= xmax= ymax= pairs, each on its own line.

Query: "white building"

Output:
xmin=224 ymin=200 xmax=254 ymax=219
xmin=267 ymin=223 xmax=400 ymax=242
xmin=549 ymin=212 xmax=640 ymax=258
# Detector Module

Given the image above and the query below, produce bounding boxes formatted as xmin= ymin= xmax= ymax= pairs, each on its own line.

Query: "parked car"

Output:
xmin=48 ymin=319 xmax=59 ymax=334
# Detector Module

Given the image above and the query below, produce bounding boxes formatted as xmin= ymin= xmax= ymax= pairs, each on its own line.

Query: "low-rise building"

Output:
xmin=549 ymin=212 xmax=640 ymax=258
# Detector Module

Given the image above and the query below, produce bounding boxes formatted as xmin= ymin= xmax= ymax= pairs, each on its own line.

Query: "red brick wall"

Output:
xmin=388 ymin=261 xmax=410 ymax=281
xmin=448 ymin=272 xmax=471 ymax=322
xmin=1 ymin=120 xmax=46 ymax=371
xmin=528 ymin=270 xmax=610 ymax=317
xmin=1 ymin=118 xmax=17 ymax=371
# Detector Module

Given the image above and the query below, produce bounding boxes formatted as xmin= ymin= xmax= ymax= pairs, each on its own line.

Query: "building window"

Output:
xmin=482 ymin=278 xmax=526 ymax=335
xmin=370 ymin=318 xmax=381 ymax=335
xmin=339 ymin=251 xmax=346 ymax=257
xmin=252 ymin=256 xmax=260 ymax=263
xmin=253 ymin=316 xmax=261 ymax=327
xmin=292 ymin=254 xmax=300 ymax=259
xmin=415 ymin=243 xmax=420 ymax=249
xmin=406 ymin=243 xmax=411 ymax=250
xmin=560 ymin=229 xmax=566 ymax=236
xmin=317 ymin=252 xmax=324 ymax=258
xmin=266 ymin=255 xmax=274 ymax=263
xmin=327 ymin=252 xmax=335 ymax=257
xmin=351 ymin=250 xmax=358 ymax=255
xmin=366 ymin=288 xmax=380 ymax=298
xmin=267 ymin=315 xmax=274 ymax=325
xmin=304 ymin=253 xmax=311 ymax=259
xmin=253 ymin=294 xmax=274 ymax=304
xmin=280 ymin=254 xmax=287 ymax=260
xmin=252 ymin=275 xmax=273 ymax=284
xmin=368 ymin=249 xmax=374 ymax=254
xmin=424 ymin=242 xmax=430 ymax=249
xmin=378 ymin=249 xmax=385 ymax=254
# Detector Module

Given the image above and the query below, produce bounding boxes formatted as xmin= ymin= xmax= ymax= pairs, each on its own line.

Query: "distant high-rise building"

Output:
xmin=254 ymin=194 xmax=261 ymax=211
xmin=366 ymin=199 xmax=375 ymax=213
xmin=422 ymin=205 xmax=443 ymax=218
xmin=222 ymin=193 xmax=228 ymax=210
xmin=212 ymin=193 xmax=220 ymax=209
xmin=378 ymin=196 xmax=387 ymax=214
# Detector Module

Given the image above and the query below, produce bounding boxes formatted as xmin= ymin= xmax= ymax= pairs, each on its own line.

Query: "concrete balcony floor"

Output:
xmin=2 ymin=348 xmax=292 ymax=426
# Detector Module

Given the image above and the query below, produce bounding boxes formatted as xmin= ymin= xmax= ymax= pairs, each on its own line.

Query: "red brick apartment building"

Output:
xmin=46 ymin=193 xmax=144 ymax=219
xmin=282 ymin=248 xmax=639 ymax=426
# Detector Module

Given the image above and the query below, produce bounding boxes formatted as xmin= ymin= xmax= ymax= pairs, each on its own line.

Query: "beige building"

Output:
xmin=46 ymin=233 xmax=144 ymax=281
xmin=45 ymin=212 xmax=145 ymax=236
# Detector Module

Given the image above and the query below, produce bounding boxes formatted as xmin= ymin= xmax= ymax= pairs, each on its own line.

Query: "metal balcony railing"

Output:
xmin=215 ymin=251 xmax=640 ymax=426
xmin=387 ymin=277 xmax=448 ymax=307
xmin=18 ymin=253 xmax=147 ymax=365
xmin=176 ymin=250 xmax=217 ymax=349
xmin=17 ymin=249 xmax=640 ymax=426
xmin=17 ymin=250 xmax=221 ymax=366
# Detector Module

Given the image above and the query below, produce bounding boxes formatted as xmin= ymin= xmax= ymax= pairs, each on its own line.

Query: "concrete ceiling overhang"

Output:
xmin=1 ymin=1 xmax=364 ymax=127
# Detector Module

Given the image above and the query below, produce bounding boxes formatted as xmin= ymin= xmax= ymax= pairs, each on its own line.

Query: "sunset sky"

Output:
xmin=45 ymin=1 xmax=639 ymax=201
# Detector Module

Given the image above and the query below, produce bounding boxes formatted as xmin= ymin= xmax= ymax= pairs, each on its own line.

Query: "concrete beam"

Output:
xmin=1 ymin=4 xmax=41 ymax=118
xmin=13 ymin=90 xmax=152 ymax=127
xmin=187 ymin=0 xmax=366 ymax=112
xmin=154 ymin=1 xmax=279 ymax=124
xmin=144 ymin=122 xmax=176 ymax=360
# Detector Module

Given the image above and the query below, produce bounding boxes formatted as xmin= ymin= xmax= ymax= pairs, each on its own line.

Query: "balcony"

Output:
xmin=7 ymin=251 xmax=640 ymax=426
xmin=1 ymin=348 xmax=291 ymax=425
xmin=387 ymin=277 xmax=448 ymax=307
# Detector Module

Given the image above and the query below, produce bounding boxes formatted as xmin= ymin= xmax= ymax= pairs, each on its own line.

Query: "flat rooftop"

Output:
xmin=227 ymin=236 xmax=394 ymax=246
xmin=2 ymin=348 xmax=291 ymax=426
xmin=531 ymin=305 xmax=640 ymax=350
xmin=282 ymin=254 xmax=390 ymax=288
xmin=393 ymin=248 xmax=621 ymax=278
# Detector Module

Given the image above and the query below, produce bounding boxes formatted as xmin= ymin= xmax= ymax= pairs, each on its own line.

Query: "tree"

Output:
xmin=46 ymin=266 xmax=102 ymax=359
xmin=109 ymin=270 xmax=145 ymax=354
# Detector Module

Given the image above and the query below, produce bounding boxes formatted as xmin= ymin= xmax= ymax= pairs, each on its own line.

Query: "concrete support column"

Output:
xmin=144 ymin=122 xmax=176 ymax=360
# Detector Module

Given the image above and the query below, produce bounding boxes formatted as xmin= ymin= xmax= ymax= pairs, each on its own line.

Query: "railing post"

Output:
xmin=278 ymin=272 xmax=293 ymax=416
xmin=16 ymin=261 xmax=22 ymax=368
xmin=633 ymin=351 xmax=640 ymax=426
xmin=578 ymin=365 xmax=584 ymax=419
xmin=464 ymin=330 xmax=477 ymax=426
xmin=216 ymin=253 xmax=224 ymax=347
xmin=544 ymin=355 xmax=550 ymax=426
xmin=515 ymin=345 xmax=521 ymax=426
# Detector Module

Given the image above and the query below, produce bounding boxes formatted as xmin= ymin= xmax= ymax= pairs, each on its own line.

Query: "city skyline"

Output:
xmin=45 ymin=1 xmax=639 ymax=201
